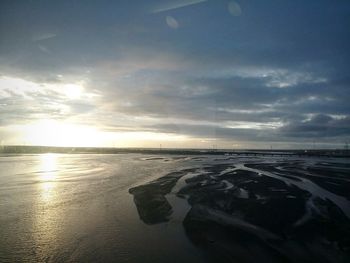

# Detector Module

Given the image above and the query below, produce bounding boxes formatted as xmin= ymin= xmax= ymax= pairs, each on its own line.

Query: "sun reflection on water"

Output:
xmin=33 ymin=153 xmax=61 ymax=259
xmin=38 ymin=153 xmax=58 ymax=202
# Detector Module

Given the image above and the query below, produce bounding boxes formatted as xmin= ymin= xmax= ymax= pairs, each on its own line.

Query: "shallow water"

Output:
xmin=0 ymin=154 xmax=204 ymax=263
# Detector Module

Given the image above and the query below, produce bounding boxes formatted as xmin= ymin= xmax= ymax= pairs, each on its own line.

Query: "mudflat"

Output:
xmin=130 ymin=156 xmax=350 ymax=263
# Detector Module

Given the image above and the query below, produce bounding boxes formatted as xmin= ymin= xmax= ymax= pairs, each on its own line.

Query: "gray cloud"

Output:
xmin=281 ymin=114 xmax=350 ymax=138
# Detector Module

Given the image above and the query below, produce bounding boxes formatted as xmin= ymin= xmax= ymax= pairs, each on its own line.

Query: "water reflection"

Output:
xmin=33 ymin=154 xmax=61 ymax=261
xmin=38 ymin=153 xmax=57 ymax=202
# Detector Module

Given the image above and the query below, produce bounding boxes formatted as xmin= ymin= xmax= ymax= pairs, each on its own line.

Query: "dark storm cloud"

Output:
xmin=0 ymin=0 xmax=349 ymax=146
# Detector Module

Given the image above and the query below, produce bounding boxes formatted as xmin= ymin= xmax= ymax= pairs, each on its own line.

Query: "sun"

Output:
xmin=62 ymin=84 xmax=83 ymax=99
xmin=24 ymin=119 xmax=102 ymax=147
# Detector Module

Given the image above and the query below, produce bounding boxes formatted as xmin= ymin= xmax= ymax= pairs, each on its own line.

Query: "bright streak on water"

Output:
xmin=38 ymin=153 xmax=58 ymax=202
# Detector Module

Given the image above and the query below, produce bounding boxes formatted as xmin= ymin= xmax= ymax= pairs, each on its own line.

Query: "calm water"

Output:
xmin=0 ymin=154 xmax=205 ymax=263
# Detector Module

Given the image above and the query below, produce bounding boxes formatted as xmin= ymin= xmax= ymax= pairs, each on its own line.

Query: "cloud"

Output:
xmin=0 ymin=76 xmax=99 ymax=126
xmin=32 ymin=33 xmax=57 ymax=42
xmin=281 ymin=114 xmax=350 ymax=138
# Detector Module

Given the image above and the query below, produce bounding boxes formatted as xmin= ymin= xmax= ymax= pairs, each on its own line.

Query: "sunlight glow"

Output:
xmin=20 ymin=120 xmax=189 ymax=148
xmin=25 ymin=120 xmax=102 ymax=147
xmin=62 ymin=84 xmax=83 ymax=99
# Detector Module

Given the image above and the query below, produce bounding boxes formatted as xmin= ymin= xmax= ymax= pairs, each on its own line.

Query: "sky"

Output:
xmin=0 ymin=0 xmax=349 ymax=149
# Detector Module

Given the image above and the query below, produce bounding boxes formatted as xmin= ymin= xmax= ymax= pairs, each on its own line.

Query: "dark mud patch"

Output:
xmin=129 ymin=168 xmax=197 ymax=224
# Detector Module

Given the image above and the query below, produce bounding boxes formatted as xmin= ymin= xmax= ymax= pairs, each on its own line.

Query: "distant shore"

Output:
xmin=1 ymin=145 xmax=349 ymax=158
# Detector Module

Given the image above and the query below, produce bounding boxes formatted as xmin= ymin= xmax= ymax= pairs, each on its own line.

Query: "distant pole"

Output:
xmin=160 ymin=144 xmax=162 ymax=150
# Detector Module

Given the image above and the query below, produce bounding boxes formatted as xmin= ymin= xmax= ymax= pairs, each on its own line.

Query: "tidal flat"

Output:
xmin=130 ymin=155 xmax=350 ymax=263
xmin=0 ymin=153 xmax=349 ymax=263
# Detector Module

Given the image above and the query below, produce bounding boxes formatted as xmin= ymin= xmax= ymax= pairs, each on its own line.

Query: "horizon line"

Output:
xmin=0 ymin=144 xmax=348 ymax=152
